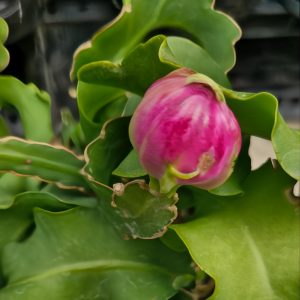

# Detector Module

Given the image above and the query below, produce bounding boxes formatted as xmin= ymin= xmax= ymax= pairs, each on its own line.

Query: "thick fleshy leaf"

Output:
xmin=71 ymin=0 xmax=241 ymax=77
xmin=0 ymin=137 xmax=87 ymax=189
xmin=0 ymin=18 xmax=9 ymax=72
xmin=113 ymin=149 xmax=146 ymax=178
xmin=0 ymin=192 xmax=70 ymax=258
xmin=111 ymin=180 xmax=178 ymax=239
xmin=0 ymin=207 xmax=193 ymax=299
xmin=76 ymin=82 xmax=128 ymax=142
xmin=83 ymin=117 xmax=132 ymax=186
xmin=173 ymin=161 xmax=299 ymax=299
xmin=224 ymin=89 xmax=300 ymax=180
xmin=0 ymin=76 xmax=53 ymax=142
xmin=78 ymin=35 xmax=230 ymax=95
xmin=0 ymin=173 xmax=39 ymax=209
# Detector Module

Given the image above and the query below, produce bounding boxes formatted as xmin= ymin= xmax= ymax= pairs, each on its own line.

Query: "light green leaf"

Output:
xmin=113 ymin=149 xmax=146 ymax=178
xmin=0 ymin=18 xmax=9 ymax=72
xmin=173 ymin=161 xmax=299 ymax=299
xmin=71 ymin=0 xmax=241 ymax=77
xmin=159 ymin=36 xmax=230 ymax=87
xmin=0 ymin=76 xmax=53 ymax=142
xmin=78 ymin=35 xmax=230 ymax=95
xmin=111 ymin=180 xmax=178 ymax=239
xmin=0 ymin=207 xmax=193 ymax=299
xmin=83 ymin=117 xmax=132 ymax=186
xmin=0 ymin=137 xmax=87 ymax=189
xmin=224 ymin=89 xmax=300 ymax=180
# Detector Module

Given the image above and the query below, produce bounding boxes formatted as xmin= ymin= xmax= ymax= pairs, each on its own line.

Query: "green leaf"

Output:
xmin=0 ymin=18 xmax=9 ymax=72
xmin=60 ymin=108 xmax=85 ymax=151
xmin=76 ymin=82 xmax=127 ymax=142
xmin=224 ymin=89 xmax=300 ymax=180
xmin=83 ymin=117 xmax=132 ymax=186
xmin=0 ymin=173 xmax=39 ymax=209
xmin=78 ymin=35 xmax=230 ymax=95
xmin=0 ymin=76 xmax=53 ymax=142
xmin=111 ymin=180 xmax=178 ymax=239
xmin=159 ymin=36 xmax=231 ymax=87
xmin=0 ymin=192 xmax=70 ymax=257
xmin=0 ymin=207 xmax=193 ymax=299
xmin=113 ymin=149 xmax=147 ymax=178
xmin=0 ymin=137 xmax=87 ymax=189
xmin=0 ymin=116 xmax=10 ymax=137
xmin=71 ymin=0 xmax=241 ymax=78
xmin=173 ymin=161 xmax=300 ymax=299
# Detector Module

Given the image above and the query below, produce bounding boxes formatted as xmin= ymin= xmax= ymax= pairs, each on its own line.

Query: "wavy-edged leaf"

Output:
xmin=0 ymin=76 xmax=53 ymax=142
xmin=111 ymin=180 xmax=178 ymax=239
xmin=0 ymin=207 xmax=193 ymax=300
xmin=224 ymin=89 xmax=300 ymax=180
xmin=173 ymin=161 xmax=299 ymax=299
xmin=0 ymin=18 xmax=9 ymax=72
xmin=113 ymin=149 xmax=146 ymax=178
xmin=76 ymin=82 xmax=127 ymax=142
xmin=78 ymin=35 xmax=230 ymax=95
xmin=0 ymin=173 xmax=39 ymax=209
xmin=71 ymin=0 xmax=241 ymax=77
xmin=0 ymin=192 xmax=70 ymax=257
xmin=83 ymin=117 xmax=132 ymax=186
xmin=0 ymin=137 xmax=87 ymax=189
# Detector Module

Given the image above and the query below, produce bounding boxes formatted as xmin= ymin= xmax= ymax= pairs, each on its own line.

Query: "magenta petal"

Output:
xmin=129 ymin=68 xmax=242 ymax=193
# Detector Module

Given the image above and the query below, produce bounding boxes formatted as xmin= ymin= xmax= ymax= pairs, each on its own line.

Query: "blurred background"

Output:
xmin=0 ymin=0 xmax=299 ymax=171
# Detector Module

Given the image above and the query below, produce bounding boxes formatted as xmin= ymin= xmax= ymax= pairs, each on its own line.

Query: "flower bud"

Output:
xmin=129 ymin=68 xmax=242 ymax=194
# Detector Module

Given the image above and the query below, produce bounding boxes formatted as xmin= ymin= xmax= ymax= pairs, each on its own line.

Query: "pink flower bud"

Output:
xmin=129 ymin=68 xmax=242 ymax=194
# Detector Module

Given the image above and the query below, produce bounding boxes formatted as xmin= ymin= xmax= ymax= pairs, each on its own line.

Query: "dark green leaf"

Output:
xmin=111 ymin=180 xmax=178 ymax=239
xmin=76 ymin=82 xmax=127 ymax=142
xmin=83 ymin=117 xmax=132 ymax=185
xmin=71 ymin=0 xmax=241 ymax=77
xmin=79 ymin=35 xmax=230 ymax=95
xmin=0 ymin=206 xmax=193 ymax=299
xmin=113 ymin=149 xmax=147 ymax=178
xmin=173 ymin=161 xmax=299 ymax=299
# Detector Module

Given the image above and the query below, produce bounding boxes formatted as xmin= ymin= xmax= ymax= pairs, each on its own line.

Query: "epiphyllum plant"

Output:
xmin=0 ymin=1 xmax=299 ymax=300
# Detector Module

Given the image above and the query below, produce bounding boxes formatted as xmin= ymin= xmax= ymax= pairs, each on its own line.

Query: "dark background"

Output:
xmin=0 ymin=0 xmax=299 ymax=133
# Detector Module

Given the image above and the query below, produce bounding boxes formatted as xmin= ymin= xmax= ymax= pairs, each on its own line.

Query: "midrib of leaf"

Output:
xmin=3 ymin=259 xmax=174 ymax=289
xmin=0 ymin=152 xmax=83 ymax=177
xmin=242 ymin=226 xmax=277 ymax=299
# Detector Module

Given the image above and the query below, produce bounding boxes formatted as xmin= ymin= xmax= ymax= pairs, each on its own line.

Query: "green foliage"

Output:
xmin=111 ymin=180 xmax=178 ymax=239
xmin=0 ymin=207 xmax=193 ymax=300
xmin=0 ymin=137 xmax=87 ymax=189
xmin=0 ymin=77 xmax=53 ymax=142
xmin=173 ymin=162 xmax=299 ymax=299
xmin=0 ymin=1 xmax=299 ymax=299
xmin=224 ymin=89 xmax=300 ymax=180
xmin=0 ymin=18 xmax=9 ymax=72
xmin=71 ymin=0 xmax=241 ymax=78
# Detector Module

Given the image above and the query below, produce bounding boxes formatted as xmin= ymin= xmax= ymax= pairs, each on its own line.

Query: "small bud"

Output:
xmin=129 ymin=68 xmax=242 ymax=194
